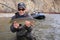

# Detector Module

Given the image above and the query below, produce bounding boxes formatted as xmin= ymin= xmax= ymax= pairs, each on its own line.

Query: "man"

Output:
xmin=10 ymin=2 xmax=35 ymax=40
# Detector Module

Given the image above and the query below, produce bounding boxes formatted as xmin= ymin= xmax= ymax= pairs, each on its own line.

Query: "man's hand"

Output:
xmin=13 ymin=21 xmax=19 ymax=29
xmin=25 ymin=21 xmax=32 ymax=27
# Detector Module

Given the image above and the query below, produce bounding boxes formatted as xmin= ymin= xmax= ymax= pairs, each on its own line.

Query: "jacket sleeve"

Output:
xmin=26 ymin=27 xmax=32 ymax=33
xmin=10 ymin=24 xmax=17 ymax=33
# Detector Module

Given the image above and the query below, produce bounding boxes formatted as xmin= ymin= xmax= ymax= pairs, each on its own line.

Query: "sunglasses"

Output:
xmin=18 ymin=8 xmax=25 ymax=11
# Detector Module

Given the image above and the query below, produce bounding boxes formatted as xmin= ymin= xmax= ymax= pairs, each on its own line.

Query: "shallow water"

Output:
xmin=0 ymin=14 xmax=60 ymax=40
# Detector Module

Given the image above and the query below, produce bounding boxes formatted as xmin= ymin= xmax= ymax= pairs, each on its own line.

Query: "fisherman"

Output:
xmin=10 ymin=2 xmax=35 ymax=40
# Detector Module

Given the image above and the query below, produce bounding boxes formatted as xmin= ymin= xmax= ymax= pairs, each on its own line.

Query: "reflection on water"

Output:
xmin=0 ymin=14 xmax=60 ymax=40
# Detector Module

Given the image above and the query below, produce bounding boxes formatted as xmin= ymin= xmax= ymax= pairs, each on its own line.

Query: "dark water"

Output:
xmin=0 ymin=14 xmax=60 ymax=40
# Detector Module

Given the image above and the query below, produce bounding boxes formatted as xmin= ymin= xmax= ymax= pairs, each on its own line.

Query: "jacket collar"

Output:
xmin=15 ymin=12 xmax=28 ymax=18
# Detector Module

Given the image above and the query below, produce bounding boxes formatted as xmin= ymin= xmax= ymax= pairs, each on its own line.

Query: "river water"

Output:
xmin=0 ymin=14 xmax=60 ymax=40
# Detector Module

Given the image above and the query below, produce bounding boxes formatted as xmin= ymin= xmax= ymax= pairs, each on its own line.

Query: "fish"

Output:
xmin=10 ymin=18 xmax=37 ymax=24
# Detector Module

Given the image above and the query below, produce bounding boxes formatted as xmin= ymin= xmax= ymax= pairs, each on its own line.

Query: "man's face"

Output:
xmin=18 ymin=8 xmax=26 ymax=15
